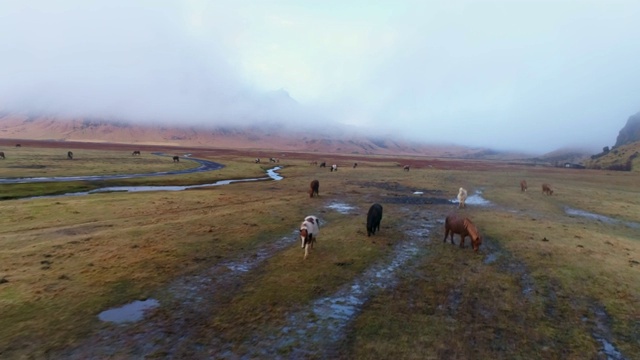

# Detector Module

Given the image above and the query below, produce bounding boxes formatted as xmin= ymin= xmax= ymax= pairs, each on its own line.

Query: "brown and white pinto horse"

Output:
xmin=457 ymin=187 xmax=468 ymax=208
xmin=542 ymin=183 xmax=553 ymax=195
xmin=309 ymin=179 xmax=319 ymax=198
xmin=520 ymin=180 xmax=528 ymax=192
xmin=443 ymin=213 xmax=482 ymax=252
xmin=300 ymin=215 xmax=320 ymax=259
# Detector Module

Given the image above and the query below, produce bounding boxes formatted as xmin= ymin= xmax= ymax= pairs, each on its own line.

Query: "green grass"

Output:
xmin=0 ymin=145 xmax=639 ymax=358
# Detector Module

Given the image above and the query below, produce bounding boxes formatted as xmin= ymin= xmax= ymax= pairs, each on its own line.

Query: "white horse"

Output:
xmin=457 ymin=187 xmax=468 ymax=208
xmin=300 ymin=215 xmax=320 ymax=259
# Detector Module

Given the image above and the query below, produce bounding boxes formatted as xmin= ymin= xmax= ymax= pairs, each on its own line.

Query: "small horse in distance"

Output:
xmin=255 ymin=158 xmax=260 ymax=163
xmin=353 ymin=162 xmax=358 ymax=168
xmin=330 ymin=164 xmax=338 ymax=172
xmin=520 ymin=180 xmax=528 ymax=192
xmin=443 ymin=213 xmax=482 ymax=252
xmin=0 ymin=151 xmax=5 ymax=159
xmin=67 ymin=151 xmax=73 ymax=160
xmin=403 ymin=165 xmax=410 ymax=171
xmin=309 ymin=179 xmax=319 ymax=198
xmin=542 ymin=183 xmax=553 ymax=195
xmin=15 ymin=144 xmax=21 ymax=147
xmin=319 ymin=162 xmax=326 ymax=168
xmin=132 ymin=150 xmax=141 ymax=156
xmin=300 ymin=215 xmax=320 ymax=259
xmin=173 ymin=156 xmax=180 ymax=162
xmin=310 ymin=161 xmax=318 ymax=166
xmin=457 ymin=187 xmax=468 ymax=208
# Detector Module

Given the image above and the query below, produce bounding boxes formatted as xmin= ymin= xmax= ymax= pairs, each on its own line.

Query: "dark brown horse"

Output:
xmin=542 ymin=183 xmax=553 ymax=195
xmin=132 ymin=150 xmax=141 ymax=156
xmin=0 ymin=151 xmax=5 ymax=159
xmin=309 ymin=180 xmax=319 ymax=198
xmin=173 ymin=156 xmax=180 ymax=162
xmin=443 ymin=213 xmax=482 ymax=252
xmin=520 ymin=180 xmax=528 ymax=192
xmin=67 ymin=151 xmax=73 ymax=160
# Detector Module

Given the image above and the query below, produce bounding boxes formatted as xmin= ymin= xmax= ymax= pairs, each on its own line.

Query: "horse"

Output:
xmin=403 ymin=165 xmax=410 ymax=171
xmin=520 ymin=180 xmax=528 ymax=192
xmin=319 ymin=162 xmax=326 ymax=168
xmin=542 ymin=183 xmax=553 ymax=195
xmin=15 ymin=144 xmax=21 ymax=147
xmin=269 ymin=157 xmax=279 ymax=163
xmin=173 ymin=156 xmax=180 ymax=162
xmin=132 ymin=150 xmax=141 ymax=156
xmin=366 ymin=203 xmax=383 ymax=236
xmin=457 ymin=187 xmax=468 ymax=208
xmin=310 ymin=161 xmax=318 ymax=166
xmin=353 ymin=162 xmax=358 ymax=168
xmin=67 ymin=151 xmax=73 ymax=160
xmin=330 ymin=164 xmax=338 ymax=172
xmin=309 ymin=179 xmax=319 ymax=198
xmin=0 ymin=151 xmax=4 ymax=159
xmin=443 ymin=213 xmax=482 ymax=252
xmin=255 ymin=158 xmax=260 ymax=163
xmin=300 ymin=215 xmax=320 ymax=259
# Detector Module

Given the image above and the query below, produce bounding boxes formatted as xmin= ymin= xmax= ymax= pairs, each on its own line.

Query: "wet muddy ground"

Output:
xmin=58 ymin=180 xmax=631 ymax=359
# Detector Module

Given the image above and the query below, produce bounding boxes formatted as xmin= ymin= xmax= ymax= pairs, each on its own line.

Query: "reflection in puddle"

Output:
xmin=452 ymin=190 xmax=492 ymax=206
xmin=565 ymin=207 xmax=640 ymax=229
xmin=326 ymin=202 xmax=356 ymax=214
xmin=98 ymin=299 xmax=160 ymax=323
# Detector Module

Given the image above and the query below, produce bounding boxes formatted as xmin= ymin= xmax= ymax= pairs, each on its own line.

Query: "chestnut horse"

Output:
xmin=542 ymin=183 xmax=553 ymax=195
xmin=300 ymin=215 xmax=320 ymax=259
xmin=443 ymin=213 xmax=482 ymax=252
xmin=520 ymin=180 xmax=528 ymax=192
xmin=309 ymin=180 xmax=319 ymax=198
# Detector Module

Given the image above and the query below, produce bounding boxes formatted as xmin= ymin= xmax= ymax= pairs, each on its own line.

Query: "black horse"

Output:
xmin=173 ymin=156 xmax=180 ymax=162
xmin=0 ymin=151 xmax=5 ymax=159
xmin=132 ymin=150 xmax=141 ymax=156
xmin=67 ymin=151 xmax=73 ymax=160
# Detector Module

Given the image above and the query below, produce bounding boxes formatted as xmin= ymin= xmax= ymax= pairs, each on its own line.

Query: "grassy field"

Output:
xmin=1 ymin=144 xmax=639 ymax=359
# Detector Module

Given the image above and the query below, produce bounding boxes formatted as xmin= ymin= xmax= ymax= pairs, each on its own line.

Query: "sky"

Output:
xmin=1 ymin=0 xmax=639 ymax=154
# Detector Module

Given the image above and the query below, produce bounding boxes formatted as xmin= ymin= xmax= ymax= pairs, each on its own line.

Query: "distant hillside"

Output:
xmin=0 ymin=114 xmax=498 ymax=158
xmin=532 ymin=148 xmax=591 ymax=167
xmin=614 ymin=111 xmax=640 ymax=148
xmin=585 ymin=141 xmax=640 ymax=172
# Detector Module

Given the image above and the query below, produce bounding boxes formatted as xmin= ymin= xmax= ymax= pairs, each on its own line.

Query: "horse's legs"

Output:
xmin=459 ymin=235 xmax=466 ymax=248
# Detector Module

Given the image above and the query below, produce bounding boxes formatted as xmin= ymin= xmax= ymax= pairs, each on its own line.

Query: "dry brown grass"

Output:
xmin=1 ymin=144 xmax=639 ymax=359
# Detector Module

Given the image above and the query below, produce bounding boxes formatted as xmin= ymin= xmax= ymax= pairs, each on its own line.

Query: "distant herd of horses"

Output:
xmin=0 ymin=148 xmax=189 ymax=163
xmin=299 ymin=161 xmax=555 ymax=259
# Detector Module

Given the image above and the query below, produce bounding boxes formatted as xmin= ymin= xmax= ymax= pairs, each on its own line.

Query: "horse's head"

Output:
xmin=472 ymin=235 xmax=482 ymax=252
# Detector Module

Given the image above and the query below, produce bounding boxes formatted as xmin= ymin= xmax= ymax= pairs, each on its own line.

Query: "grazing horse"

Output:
xmin=309 ymin=179 xmax=320 ymax=198
xmin=330 ymin=164 xmax=338 ymax=172
xmin=300 ymin=215 xmax=320 ymax=259
xmin=403 ymin=165 xmax=410 ymax=171
xmin=0 ymin=151 xmax=4 ymax=159
xmin=457 ymin=187 xmax=468 ymax=208
xmin=353 ymin=162 xmax=358 ymax=168
xmin=255 ymin=158 xmax=260 ymax=163
xmin=310 ymin=161 xmax=318 ymax=166
xmin=319 ymin=162 xmax=326 ymax=168
xmin=269 ymin=157 xmax=279 ymax=163
xmin=173 ymin=156 xmax=180 ymax=162
xmin=67 ymin=151 xmax=73 ymax=160
xmin=366 ymin=203 xmax=383 ymax=236
xmin=132 ymin=150 xmax=141 ymax=156
xmin=15 ymin=144 xmax=21 ymax=147
xmin=520 ymin=180 xmax=528 ymax=192
xmin=542 ymin=183 xmax=553 ymax=195
xmin=443 ymin=213 xmax=482 ymax=252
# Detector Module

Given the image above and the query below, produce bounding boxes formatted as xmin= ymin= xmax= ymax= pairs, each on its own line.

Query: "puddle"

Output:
xmin=98 ymin=299 xmax=160 ymax=324
xmin=413 ymin=191 xmax=424 ymax=195
xmin=224 ymin=215 xmax=435 ymax=359
xmin=484 ymin=252 xmax=500 ymax=264
xmin=22 ymin=167 xmax=283 ymax=200
xmin=452 ymin=190 xmax=492 ymax=206
xmin=590 ymin=304 xmax=627 ymax=360
xmin=326 ymin=202 xmax=356 ymax=214
xmin=565 ymin=207 xmax=640 ymax=229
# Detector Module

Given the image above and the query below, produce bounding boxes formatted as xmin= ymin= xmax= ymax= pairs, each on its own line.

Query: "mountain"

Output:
xmin=614 ymin=111 xmax=640 ymax=148
xmin=0 ymin=113 xmax=486 ymax=157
